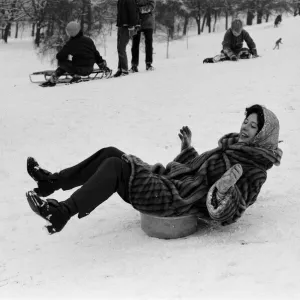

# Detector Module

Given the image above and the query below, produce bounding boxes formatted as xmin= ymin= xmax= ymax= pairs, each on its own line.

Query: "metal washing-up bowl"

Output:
xmin=140 ymin=213 xmax=198 ymax=239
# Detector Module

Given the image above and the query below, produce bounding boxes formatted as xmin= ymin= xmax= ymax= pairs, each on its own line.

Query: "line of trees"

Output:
xmin=1 ymin=0 xmax=299 ymax=47
xmin=155 ymin=0 xmax=300 ymax=38
xmin=1 ymin=0 xmax=117 ymax=45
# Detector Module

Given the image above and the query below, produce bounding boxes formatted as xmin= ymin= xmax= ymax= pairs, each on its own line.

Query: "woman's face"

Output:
xmin=238 ymin=113 xmax=259 ymax=143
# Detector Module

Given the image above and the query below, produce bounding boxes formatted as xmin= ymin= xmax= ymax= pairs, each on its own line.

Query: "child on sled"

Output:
xmin=41 ymin=21 xmax=110 ymax=87
xmin=203 ymin=19 xmax=258 ymax=63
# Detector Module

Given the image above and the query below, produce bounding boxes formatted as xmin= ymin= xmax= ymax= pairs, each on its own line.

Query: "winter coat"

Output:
xmin=56 ymin=31 xmax=104 ymax=68
xmin=137 ymin=0 xmax=156 ymax=30
xmin=124 ymin=107 xmax=282 ymax=225
xmin=117 ymin=0 xmax=140 ymax=28
xmin=222 ymin=29 xmax=257 ymax=58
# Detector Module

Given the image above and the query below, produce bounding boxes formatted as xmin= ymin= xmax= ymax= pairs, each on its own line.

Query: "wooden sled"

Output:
xmin=29 ymin=68 xmax=112 ymax=84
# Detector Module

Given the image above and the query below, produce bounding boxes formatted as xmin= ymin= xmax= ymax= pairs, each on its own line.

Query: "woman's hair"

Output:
xmin=245 ymin=104 xmax=265 ymax=133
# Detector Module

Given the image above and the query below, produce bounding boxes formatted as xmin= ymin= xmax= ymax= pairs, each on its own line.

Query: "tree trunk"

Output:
xmin=166 ymin=29 xmax=170 ymax=58
xmin=110 ymin=21 xmax=113 ymax=36
xmin=225 ymin=10 xmax=228 ymax=30
xmin=35 ymin=23 xmax=41 ymax=47
xmin=201 ymin=14 xmax=206 ymax=32
xmin=87 ymin=0 xmax=92 ymax=34
xmin=15 ymin=22 xmax=19 ymax=38
xmin=81 ymin=0 xmax=85 ymax=31
xmin=265 ymin=13 xmax=270 ymax=22
xmin=46 ymin=19 xmax=53 ymax=37
xmin=167 ymin=13 xmax=175 ymax=39
xmin=3 ymin=22 xmax=11 ymax=43
xmin=194 ymin=16 xmax=201 ymax=35
xmin=31 ymin=23 xmax=36 ymax=37
xmin=257 ymin=10 xmax=263 ymax=24
xmin=206 ymin=8 xmax=211 ymax=33
xmin=213 ymin=10 xmax=218 ymax=32
xmin=246 ymin=10 xmax=255 ymax=26
xmin=183 ymin=15 xmax=189 ymax=36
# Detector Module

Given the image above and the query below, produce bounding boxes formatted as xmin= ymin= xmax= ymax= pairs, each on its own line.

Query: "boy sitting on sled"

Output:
xmin=41 ymin=21 xmax=109 ymax=87
xmin=203 ymin=19 xmax=258 ymax=63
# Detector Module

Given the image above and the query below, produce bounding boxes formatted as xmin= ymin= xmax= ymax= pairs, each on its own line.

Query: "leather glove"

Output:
xmin=231 ymin=55 xmax=238 ymax=61
xmin=98 ymin=60 xmax=107 ymax=70
xmin=178 ymin=126 xmax=192 ymax=151
xmin=216 ymin=164 xmax=243 ymax=195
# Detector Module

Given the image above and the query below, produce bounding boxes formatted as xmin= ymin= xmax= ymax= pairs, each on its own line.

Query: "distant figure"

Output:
xmin=130 ymin=0 xmax=156 ymax=73
xmin=203 ymin=19 xmax=258 ymax=63
xmin=273 ymin=38 xmax=283 ymax=50
xmin=40 ymin=21 xmax=108 ymax=87
xmin=274 ymin=15 xmax=282 ymax=27
xmin=113 ymin=0 xmax=140 ymax=77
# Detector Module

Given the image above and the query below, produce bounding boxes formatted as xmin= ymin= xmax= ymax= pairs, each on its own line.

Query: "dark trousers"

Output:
xmin=131 ymin=29 xmax=153 ymax=67
xmin=55 ymin=60 xmax=93 ymax=77
xmin=117 ymin=27 xmax=130 ymax=72
xmin=50 ymin=147 xmax=131 ymax=218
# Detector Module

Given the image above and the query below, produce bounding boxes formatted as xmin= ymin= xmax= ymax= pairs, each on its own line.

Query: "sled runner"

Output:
xmin=29 ymin=67 xmax=113 ymax=84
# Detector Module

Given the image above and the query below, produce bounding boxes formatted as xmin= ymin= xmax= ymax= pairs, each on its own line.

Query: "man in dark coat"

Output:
xmin=114 ymin=0 xmax=140 ymax=77
xmin=130 ymin=0 xmax=156 ymax=72
xmin=41 ymin=21 xmax=108 ymax=87
xmin=25 ymin=105 xmax=282 ymax=234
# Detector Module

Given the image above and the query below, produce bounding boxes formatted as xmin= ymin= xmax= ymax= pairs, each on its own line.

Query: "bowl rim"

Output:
xmin=140 ymin=213 xmax=197 ymax=221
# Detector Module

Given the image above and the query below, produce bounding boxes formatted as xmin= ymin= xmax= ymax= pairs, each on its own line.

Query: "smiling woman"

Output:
xmin=25 ymin=104 xmax=283 ymax=235
xmin=238 ymin=104 xmax=265 ymax=143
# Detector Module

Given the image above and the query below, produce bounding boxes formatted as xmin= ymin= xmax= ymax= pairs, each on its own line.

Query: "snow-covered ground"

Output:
xmin=1 ymin=16 xmax=300 ymax=300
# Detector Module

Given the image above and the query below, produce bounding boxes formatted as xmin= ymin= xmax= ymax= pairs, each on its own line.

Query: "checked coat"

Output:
xmin=125 ymin=107 xmax=282 ymax=225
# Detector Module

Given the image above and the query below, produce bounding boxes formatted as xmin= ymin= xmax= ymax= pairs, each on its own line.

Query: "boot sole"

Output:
xmin=27 ymin=157 xmax=39 ymax=182
xmin=26 ymin=191 xmax=58 ymax=235
xmin=26 ymin=191 xmax=49 ymax=220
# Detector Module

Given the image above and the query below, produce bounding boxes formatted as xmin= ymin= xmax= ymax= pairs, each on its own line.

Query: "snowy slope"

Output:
xmin=0 ymin=16 xmax=300 ymax=300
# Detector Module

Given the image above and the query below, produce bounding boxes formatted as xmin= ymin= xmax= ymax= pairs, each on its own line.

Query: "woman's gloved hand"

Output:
xmin=216 ymin=164 xmax=243 ymax=195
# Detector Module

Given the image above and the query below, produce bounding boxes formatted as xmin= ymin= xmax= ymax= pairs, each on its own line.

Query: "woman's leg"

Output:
xmin=69 ymin=156 xmax=131 ymax=218
xmin=51 ymin=147 xmax=126 ymax=191
xmin=26 ymin=156 xmax=131 ymax=234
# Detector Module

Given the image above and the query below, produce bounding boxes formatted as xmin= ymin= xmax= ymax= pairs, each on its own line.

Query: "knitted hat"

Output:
xmin=66 ymin=21 xmax=81 ymax=37
xmin=231 ymin=19 xmax=243 ymax=34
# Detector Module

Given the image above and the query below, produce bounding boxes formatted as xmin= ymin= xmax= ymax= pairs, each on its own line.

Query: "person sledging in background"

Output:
xmin=41 ymin=21 xmax=109 ymax=87
xmin=273 ymin=38 xmax=283 ymax=50
xmin=203 ymin=19 xmax=258 ymax=63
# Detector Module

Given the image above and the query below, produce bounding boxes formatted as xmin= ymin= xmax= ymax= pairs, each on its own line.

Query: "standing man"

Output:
xmin=114 ymin=0 xmax=140 ymax=77
xmin=130 ymin=0 xmax=156 ymax=72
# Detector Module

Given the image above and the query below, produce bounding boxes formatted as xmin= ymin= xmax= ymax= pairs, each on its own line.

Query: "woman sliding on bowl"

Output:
xmin=26 ymin=104 xmax=282 ymax=234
